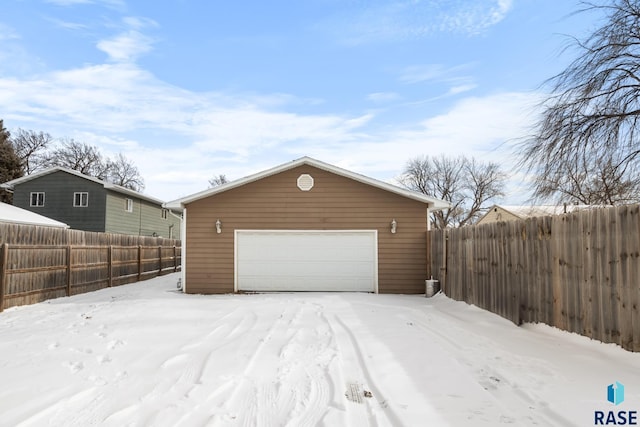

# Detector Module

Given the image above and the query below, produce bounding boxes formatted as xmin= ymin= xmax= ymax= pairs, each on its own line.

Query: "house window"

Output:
xmin=30 ymin=192 xmax=45 ymax=207
xmin=161 ymin=209 xmax=168 ymax=219
xmin=125 ymin=198 xmax=133 ymax=212
xmin=73 ymin=192 xmax=89 ymax=207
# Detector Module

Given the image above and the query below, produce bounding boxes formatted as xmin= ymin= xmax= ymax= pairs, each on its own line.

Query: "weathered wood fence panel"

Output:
xmin=429 ymin=205 xmax=640 ymax=352
xmin=0 ymin=223 xmax=181 ymax=311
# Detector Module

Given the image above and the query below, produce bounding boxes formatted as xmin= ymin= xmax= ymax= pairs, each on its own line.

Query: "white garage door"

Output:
xmin=235 ymin=230 xmax=378 ymax=292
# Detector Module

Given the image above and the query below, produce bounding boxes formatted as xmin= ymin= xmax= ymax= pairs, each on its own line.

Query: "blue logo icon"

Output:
xmin=608 ymin=381 xmax=625 ymax=406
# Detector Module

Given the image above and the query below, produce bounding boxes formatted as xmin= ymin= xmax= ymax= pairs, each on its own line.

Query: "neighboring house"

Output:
xmin=476 ymin=204 xmax=605 ymax=225
xmin=1 ymin=167 xmax=181 ymax=239
xmin=166 ymin=157 xmax=450 ymax=295
xmin=0 ymin=201 xmax=69 ymax=228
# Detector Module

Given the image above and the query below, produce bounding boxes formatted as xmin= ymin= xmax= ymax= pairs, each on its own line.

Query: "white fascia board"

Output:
xmin=167 ymin=157 xmax=451 ymax=211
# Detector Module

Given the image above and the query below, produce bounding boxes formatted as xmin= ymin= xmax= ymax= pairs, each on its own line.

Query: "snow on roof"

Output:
xmin=0 ymin=202 xmax=69 ymax=228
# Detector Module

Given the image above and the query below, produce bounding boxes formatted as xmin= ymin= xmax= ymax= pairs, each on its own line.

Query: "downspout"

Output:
xmin=168 ymin=210 xmax=183 ymax=239
xmin=180 ymin=207 xmax=186 ymax=293
xmin=138 ymin=199 xmax=143 ymax=236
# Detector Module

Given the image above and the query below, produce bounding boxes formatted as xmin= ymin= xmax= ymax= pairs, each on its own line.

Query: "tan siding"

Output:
xmin=184 ymin=165 xmax=429 ymax=294
xmin=477 ymin=207 xmax=521 ymax=225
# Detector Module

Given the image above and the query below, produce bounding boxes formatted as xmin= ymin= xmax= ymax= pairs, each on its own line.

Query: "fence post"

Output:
xmin=173 ymin=245 xmax=177 ymax=272
xmin=0 ymin=243 xmax=8 ymax=312
xmin=137 ymin=245 xmax=142 ymax=281
xmin=158 ymin=245 xmax=162 ymax=276
xmin=441 ymin=230 xmax=448 ymax=294
xmin=66 ymin=245 xmax=72 ymax=297
xmin=108 ymin=245 xmax=113 ymax=287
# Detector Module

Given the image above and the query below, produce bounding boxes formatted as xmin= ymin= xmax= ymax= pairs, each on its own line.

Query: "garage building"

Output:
xmin=167 ymin=157 xmax=449 ymax=294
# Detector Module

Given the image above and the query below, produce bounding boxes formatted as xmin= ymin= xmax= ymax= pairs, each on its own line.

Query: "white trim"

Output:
xmin=181 ymin=208 xmax=187 ymax=293
xmin=166 ymin=157 xmax=450 ymax=211
xmin=30 ymin=192 xmax=45 ymax=207
xmin=73 ymin=191 xmax=89 ymax=207
xmin=234 ymin=229 xmax=239 ymax=293
xmin=234 ymin=229 xmax=378 ymax=293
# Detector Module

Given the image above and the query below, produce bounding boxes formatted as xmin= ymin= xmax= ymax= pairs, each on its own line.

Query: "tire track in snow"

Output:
xmin=327 ymin=313 xmax=401 ymax=427
xmin=102 ymin=306 xmax=258 ymax=426
xmin=210 ymin=300 xmax=338 ymax=427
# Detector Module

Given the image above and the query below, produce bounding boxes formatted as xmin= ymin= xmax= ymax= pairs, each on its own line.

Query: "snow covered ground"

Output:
xmin=1 ymin=273 xmax=638 ymax=427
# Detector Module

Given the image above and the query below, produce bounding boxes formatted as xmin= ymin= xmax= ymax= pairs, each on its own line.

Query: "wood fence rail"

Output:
xmin=0 ymin=243 xmax=181 ymax=311
xmin=429 ymin=204 xmax=640 ymax=352
xmin=0 ymin=223 xmax=181 ymax=311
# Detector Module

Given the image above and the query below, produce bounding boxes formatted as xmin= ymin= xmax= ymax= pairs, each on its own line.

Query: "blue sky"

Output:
xmin=1 ymin=0 xmax=600 ymax=202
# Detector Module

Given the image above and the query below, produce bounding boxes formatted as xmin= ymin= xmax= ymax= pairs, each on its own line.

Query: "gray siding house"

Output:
xmin=1 ymin=167 xmax=181 ymax=239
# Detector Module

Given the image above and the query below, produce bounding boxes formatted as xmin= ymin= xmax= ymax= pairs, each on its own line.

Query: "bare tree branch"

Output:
xmin=107 ymin=153 xmax=145 ymax=192
xmin=45 ymin=138 xmax=109 ymax=180
xmin=520 ymin=0 xmax=640 ymax=204
xmin=400 ymin=155 xmax=506 ymax=229
xmin=9 ymin=128 xmax=54 ymax=174
xmin=208 ymin=174 xmax=228 ymax=188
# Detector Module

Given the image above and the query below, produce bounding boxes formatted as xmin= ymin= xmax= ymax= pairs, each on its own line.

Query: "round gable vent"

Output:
xmin=297 ymin=174 xmax=314 ymax=191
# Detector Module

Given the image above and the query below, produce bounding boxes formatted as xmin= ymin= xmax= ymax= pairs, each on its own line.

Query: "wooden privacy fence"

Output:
xmin=429 ymin=204 xmax=640 ymax=352
xmin=0 ymin=223 xmax=181 ymax=312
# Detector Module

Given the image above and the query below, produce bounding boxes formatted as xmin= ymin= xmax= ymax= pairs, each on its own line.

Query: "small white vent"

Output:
xmin=297 ymin=174 xmax=314 ymax=191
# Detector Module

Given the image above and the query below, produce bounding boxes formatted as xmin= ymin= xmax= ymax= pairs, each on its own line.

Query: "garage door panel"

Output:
xmin=241 ymin=261 xmax=373 ymax=276
xmin=236 ymin=231 xmax=377 ymax=292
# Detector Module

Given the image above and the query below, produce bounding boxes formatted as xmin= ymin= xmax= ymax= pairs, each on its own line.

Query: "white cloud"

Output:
xmin=399 ymin=63 xmax=477 ymax=99
xmin=280 ymin=92 xmax=539 ymax=203
xmin=45 ymin=0 xmax=93 ymax=4
xmin=45 ymin=0 xmax=126 ymax=8
xmin=367 ymin=92 xmax=400 ymax=103
xmin=122 ymin=17 xmax=159 ymax=30
xmin=0 ymin=58 xmax=536 ymax=202
xmin=322 ymin=0 xmax=514 ymax=45
xmin=0 ymin=23 xmax=20 ymax=41
xmin=0 ymin=62 xmax=378 ymax=199
xmin=96 ymin=16 xmax=158 ymax=63
xmin=47 ymin=18 xmax=89 ymax=31
xmin=97 ymin=30 xmax=155 ymax=62
xmin=0 ymin=24 xmax=46 ymax=76
xmin=447 ymin=84 xmax=477 ymax=95
xmin=400 ymin=63 xmax=476 ymax=84
xmin=438 ymin=0 xmax=513 ymax=35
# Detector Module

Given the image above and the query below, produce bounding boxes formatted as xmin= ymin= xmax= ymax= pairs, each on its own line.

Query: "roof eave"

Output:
xmin=1 ymin=167 xmax=165 ymax=205
xmin=167 ymin=157 xmax=451 ymax=209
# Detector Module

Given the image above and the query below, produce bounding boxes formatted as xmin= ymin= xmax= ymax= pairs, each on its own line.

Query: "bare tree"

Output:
xmin=45 ymin=138 xmax=109 ymax=179
xmin=520 ymin=0 xmax=640 ymax=204
xmin=107 ymin=153 xmax=145 ymax=192
xmin=400 ymin=155 xmax=506 ymax=229
xmin=208 ymin=174 xmax=228 ymax=188
xmin=10 ymin=129 xmax=54 ymax=174
xmin=532 ymin=150 xmax=640 ymax=204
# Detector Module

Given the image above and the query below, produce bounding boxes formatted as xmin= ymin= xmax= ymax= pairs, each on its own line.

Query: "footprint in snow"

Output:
xmin=97 ymin=355 xmax=112 ymax=364
xmin=107 ymin=339 xmax=125 ymax=350
xmin=64 ymin=361 xmax=84 ymax=374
